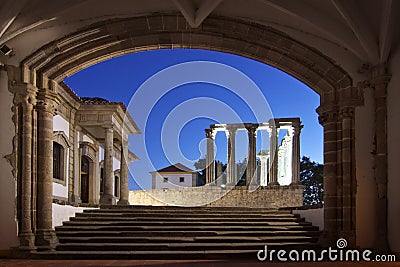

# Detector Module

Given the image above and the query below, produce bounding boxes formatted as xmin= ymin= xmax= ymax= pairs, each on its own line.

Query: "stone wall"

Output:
xmin=129 ymin=185 xmax=303 ymax=208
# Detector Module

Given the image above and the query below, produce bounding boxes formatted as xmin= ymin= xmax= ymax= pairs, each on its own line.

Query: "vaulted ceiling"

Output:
xmin=0 ymin=0 xmax=399 ymax=81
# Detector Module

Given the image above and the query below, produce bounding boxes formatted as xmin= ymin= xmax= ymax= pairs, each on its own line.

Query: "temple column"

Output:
xmin=118 ymin=140 xmax=130 ymax=205
xmin=246 ymin=124 xmax=258 ymax=185
xmin=100 ymin=126 xmax=115 ymax=205
xmin=35 ymin=90 xmax=59 ymax=250
xmin=259 ymin=153 xmax=269 ymax=186
xmin=291 ymin=120 xmax=303 ymax=185
xmin=226 ymin=127 xmax=237 ymax=186
xmin=268 ymin=124 xmax=279 ymax=186
xmin=205 ymin=128 xmax=215 ymax=184
xmin=12 ymin=84 xmax=37 ymax=250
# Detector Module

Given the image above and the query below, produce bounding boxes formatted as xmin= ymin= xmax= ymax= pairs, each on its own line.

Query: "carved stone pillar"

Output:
xmin=339 ymin=107 xmax=356 ymax=243
xmin=291 ymin=120 xmax=303 ymax=185
xmin=246 ymin=124 xmax=258 ymax=185
xmin=205 ymin=128 xmax=216 ymax=184
xmin=11 ymin=84 xmax=37 ymax=250
xmin=226 ymin=126 xmax=237 ymax=186
xmin=118 ymin=140 xmax=130 ymax=205
xmin=101 ymin=126 xmax=115 ymax=205
xmin=318 ymin=107 xmax=339 ymax=245
xmin=35 ymin=90 xmax=59 ymax=250
xmin=268 ymin=124 xmax=279 ymax=186
xmin=71 ymin=126 xmax=81 ymax=203
xmin=371 ymin=64 xmax=391 ymax=251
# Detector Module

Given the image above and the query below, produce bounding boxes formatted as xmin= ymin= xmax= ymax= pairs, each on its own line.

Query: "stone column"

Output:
xmin=318 ymin=107 xmax=339 ymax=245
xmin=17 ymin=85 xmax=37 ymax=250
xmin=226 ymin=126 xmax=237 ymax=186
xmin=291 ymin=120 xmax=303 ymax=185
xmin=118 ymin=140 xmax=130 ymax=205
xmin=205 ymin=128 xmax=215 ymax=184
xmin=268 ymin=124 xmax=279 ymax=186
xmin=258 ymin=153 xmax=269 ymax=186
xmin=371 ymin=65 xmax=391 ymax=251
xmin=71 ymin=126 xmax=81 ymax=203
xmin=35 ymin=90 xmax=59 ymax=249
xmin=246 ymin=124 xmax=258 ymax=186
xmin=101 ymin=126 xmax=115 ymax=205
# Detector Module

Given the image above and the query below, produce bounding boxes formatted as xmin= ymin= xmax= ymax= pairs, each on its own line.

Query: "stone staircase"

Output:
xmin=33 ymin=206 xmax=320 ymax=259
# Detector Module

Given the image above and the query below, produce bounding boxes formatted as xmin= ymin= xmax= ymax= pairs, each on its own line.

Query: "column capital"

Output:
xmin=9 ymin=82 xmax=38 ymax=107
xmin=339 ymin=106 xmax=355 ymax=120
xmin=292 ymin=121 xmax=304 ymax=136
xmin=102 ymin=124 xmax=114 ymax=131
xmin=205 ymin=128 xmax=216 ymax=139
xmin=225 ymin=125 xmax=238 ymax=137
xmin=317 ymin=105 xmax=339 ymax=126
xmin=245 ymin=123 xmax=258 ymax=134
xmin=36 ymin=90 xmax=60 ymax=115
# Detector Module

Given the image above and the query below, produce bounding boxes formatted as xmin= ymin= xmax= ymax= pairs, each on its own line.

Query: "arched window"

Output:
xmin=53 ymin=142 xmax=64 ymax=181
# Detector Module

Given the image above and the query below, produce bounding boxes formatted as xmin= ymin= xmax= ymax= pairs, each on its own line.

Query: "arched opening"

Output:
xmin=80 ymin=155 xmax=91 ymax=203
xmin=9 ymin=14 xmax=365 ymax=250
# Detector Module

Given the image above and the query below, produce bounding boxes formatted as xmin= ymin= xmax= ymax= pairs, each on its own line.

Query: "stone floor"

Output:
xmin=0 ymin=260 xmax=399 ymax=267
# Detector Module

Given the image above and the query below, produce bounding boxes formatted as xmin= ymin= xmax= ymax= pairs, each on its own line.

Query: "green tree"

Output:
xmin=300 ymin=156 xmax=324 ymax=205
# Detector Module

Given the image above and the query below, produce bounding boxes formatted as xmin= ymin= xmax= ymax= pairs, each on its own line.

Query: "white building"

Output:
xmin=52 ymin=83 xmax=140 ymax=205
xmin=151 ymin=163 xmax=198 ymax=189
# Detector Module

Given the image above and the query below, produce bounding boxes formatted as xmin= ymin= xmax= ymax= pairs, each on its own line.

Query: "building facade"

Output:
xmin=53 ymin=83 xmax=140 ymax=205
xmin=151 ymin=163 xmax=198 ymax=189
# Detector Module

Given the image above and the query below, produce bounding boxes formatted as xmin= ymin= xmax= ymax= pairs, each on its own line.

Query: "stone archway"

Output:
xmin=7 ymin=14 xmax=365 ymax=249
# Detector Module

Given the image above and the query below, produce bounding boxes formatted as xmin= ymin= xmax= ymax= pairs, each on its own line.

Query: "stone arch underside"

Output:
xmin=10 ymin=13 xmax=365 ymax=248
xmin=21 ymin=14 xmax=353 ymax=103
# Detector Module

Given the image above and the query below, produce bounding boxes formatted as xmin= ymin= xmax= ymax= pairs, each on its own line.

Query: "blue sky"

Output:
xmin=64 ymin=49 xmax=322 ymax=190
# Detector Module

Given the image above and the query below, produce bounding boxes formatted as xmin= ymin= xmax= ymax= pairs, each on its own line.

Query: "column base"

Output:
xmin=268 ymin=181 xmax=280 ymax=186
xmin=35 ymin=229 xmax=58 ymax=251
xmin=100 ymin=194 xmax=116 ymax=205
xmin=117 ymin=199 xmax=130 ymax=205
xmin=18 ymin=232 xmax=36 ymax=251
xmin=70 ymin=194 xmax=82 ymax=203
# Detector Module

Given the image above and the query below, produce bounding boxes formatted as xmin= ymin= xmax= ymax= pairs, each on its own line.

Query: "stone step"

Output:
xmin=56 ymin=241 xmax=317 ymax=251
xmin=46 ymin=206 xmax=320 ymax=260
xmin=69 ymin=216 xmax=304 ymax=222
xmin=57 ymin=235 xmax=319 ymax=244
xmin=76 ymin=212 xmax=298 ymax=218
xmin=61 ymin=220 xmax=311 ymax=227
xmin=55 ymin=224 xmax=319 ymax=232
xmin=55 ymin=230 xmax=320 ymax=237
xmin=97 ymin=206 xmax=282 ymax=212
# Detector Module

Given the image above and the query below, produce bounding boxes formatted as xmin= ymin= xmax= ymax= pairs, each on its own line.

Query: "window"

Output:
xmin=163 ymin=177 xmax=168 ymax=183
xmin=114 ymin=176 xmax=120 ymax=197
xmin=179 ymin=177 xmax=185 ymax=183
xmin=53 ymin=142 xmax=64 ymax=180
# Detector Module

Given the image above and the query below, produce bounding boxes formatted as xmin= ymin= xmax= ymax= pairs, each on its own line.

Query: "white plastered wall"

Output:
xmin=0 ymin=70 xmax=18 ymax=252
xmin=155 ymin=173 xmax=193 ymax=189
xmin=387 ymin=47 xmax=400 ymax=256
xmin=355 ymin=81 xmax=377 ymax=248
xmin=52 ymin=115 xmax=70 ymax=200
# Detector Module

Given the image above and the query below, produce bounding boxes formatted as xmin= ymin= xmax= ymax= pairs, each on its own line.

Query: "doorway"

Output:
xmin=81 ymin=155 xmax=90 ymax=203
